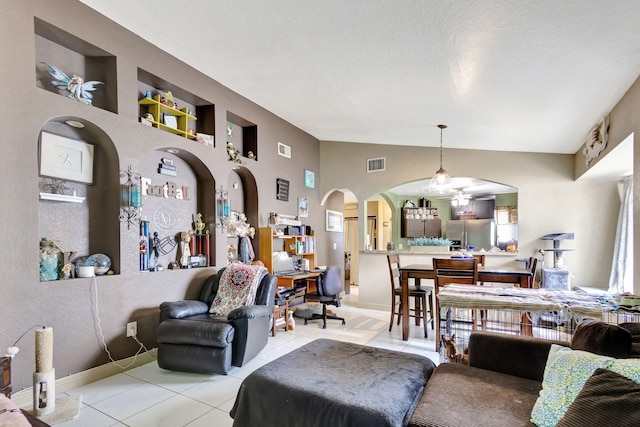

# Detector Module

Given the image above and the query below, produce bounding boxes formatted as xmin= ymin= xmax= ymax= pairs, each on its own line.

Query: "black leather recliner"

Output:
xmin=156 ymin=267 xmax=277 ymax=375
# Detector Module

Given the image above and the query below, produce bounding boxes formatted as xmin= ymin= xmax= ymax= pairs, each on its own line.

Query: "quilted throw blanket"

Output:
xmin=209 ymin=264 xmax=266 ymax=315
xmin=438 ymin=285 xmax=603 ymax=319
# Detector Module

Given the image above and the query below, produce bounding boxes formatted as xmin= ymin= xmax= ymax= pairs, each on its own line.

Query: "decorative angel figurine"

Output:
xmin=41 ymin=62 xmax=103 ymax=105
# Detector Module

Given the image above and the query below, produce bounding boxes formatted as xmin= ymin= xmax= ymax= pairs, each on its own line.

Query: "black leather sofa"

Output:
xmin=156 ymin=267 xmax=277 ymax=375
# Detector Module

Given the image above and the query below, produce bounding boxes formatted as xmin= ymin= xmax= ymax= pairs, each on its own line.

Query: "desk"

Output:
xmin=276 ymin=271 xmax=322 ymax=288
xmin=399 ymin=264 xmax=533 ymax=341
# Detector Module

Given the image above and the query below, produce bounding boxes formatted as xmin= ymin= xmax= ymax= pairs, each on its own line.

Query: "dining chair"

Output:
xmin=432 ymin=257 xmax=479 ymax=351
xmin=472 ymin=253 xmax=487 ymax=325
xmin=527 ymin=256 xmax=538 ymax=288
xmin=387 ymin=254 xmax=433 ymax=338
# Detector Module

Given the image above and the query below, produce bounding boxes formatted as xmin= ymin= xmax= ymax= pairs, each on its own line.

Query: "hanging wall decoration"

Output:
xmin=40 ymin=132 xmax=94 ymax=184
xmin=304 ymin=169 xmax=315 ymax=188
xmin=276 ymin=178 xmax=289 ymax=201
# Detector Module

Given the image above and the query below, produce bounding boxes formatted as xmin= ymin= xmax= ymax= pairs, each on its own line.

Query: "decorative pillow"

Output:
xmin=619 ymin=322 xmax=640 ymax=356
xmin=530 ymin=345 xmax=614 ymax=427
xmin=608 ymin=357 xmax=640 ymax=383
xmin=571 ymin=319 xmax=632 ymax=358
xmin=209 ymin=264 xmax=266 ymax=316
xmin=556 ymin=368 xmax=640 ymax=427
xmin=0 ymin=395 xmax=31 ymax=427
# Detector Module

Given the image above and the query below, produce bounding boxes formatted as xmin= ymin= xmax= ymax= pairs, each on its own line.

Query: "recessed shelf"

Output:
xmin=39 ymin=192 xmax=85 ymax=203
xmin=35 ymin=18 xmax=118 ymax=113
xmin=137 ymin=68 xmax=215 ymax=143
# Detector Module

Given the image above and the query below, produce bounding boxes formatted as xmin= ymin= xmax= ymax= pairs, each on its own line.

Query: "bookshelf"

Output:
xmin=258 ymin=227 xmax=317 ymax=273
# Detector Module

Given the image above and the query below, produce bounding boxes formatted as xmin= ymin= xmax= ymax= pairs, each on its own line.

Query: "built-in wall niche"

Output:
xmin=137 ymin=68 xmax=215 ymax=143
xmin=37 ymin=118 xmax=121 ymax=278
xmin=34 ymin=18 xmax=117 ymax=114
xmin=227 ymin=111 xmax=258 ymax=160
xmin=139 ymin=148 xmax=217 ymax=270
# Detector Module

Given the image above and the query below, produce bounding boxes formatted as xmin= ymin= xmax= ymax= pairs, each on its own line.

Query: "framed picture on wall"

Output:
xmin=298 ymin=196 xmax=309 ymax=218
xmin=326 ymin=209 xmax=343 ymax=232
xmin=40 ymin=131 xmax=94 ymax=184
xmin=304 ymin=169 xmax=315 ymax=188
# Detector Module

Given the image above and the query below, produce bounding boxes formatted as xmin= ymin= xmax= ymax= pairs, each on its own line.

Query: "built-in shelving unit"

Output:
xmin=137 ymin=68 xmax=215 ymax=144
xmin=138 ymin=95 xmax=197 ymax=139
xmin=258 ymin=227 xmax=316 ymax=273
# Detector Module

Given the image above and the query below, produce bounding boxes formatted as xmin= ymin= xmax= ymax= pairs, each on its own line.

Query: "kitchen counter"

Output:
xmin=361 ymin=249 xmax=518 ymax=256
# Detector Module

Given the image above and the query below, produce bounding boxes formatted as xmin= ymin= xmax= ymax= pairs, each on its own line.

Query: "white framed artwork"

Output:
xmin=40 ymin=131 xmax=94 ymax=184
xmin=326 ymin=209 xmax=343 ymax=232
xmin=298 ymin=196 xmax=309 ymax=218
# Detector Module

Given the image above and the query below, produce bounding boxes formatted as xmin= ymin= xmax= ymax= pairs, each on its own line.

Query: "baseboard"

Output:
xmin=12 ymin=348 xmax=158 ymax=408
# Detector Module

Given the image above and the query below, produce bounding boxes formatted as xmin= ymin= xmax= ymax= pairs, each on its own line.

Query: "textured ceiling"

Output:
xmin=78 ymin=0 xmax=640 ymax=155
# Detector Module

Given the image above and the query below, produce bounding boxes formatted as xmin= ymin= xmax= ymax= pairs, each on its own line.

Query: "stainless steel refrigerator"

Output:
xmin=445 ymin=219 xmax=496 ymax=251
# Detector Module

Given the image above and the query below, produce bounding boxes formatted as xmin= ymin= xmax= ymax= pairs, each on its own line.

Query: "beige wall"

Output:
xmin=575 ymin=74 xmax=640 ymax=295
xmin=320 ymin=141 xmax=619 ymax=288
xmin=3 ymin=0 xmax=637 ymax=393
xmin=2 ymin=0 xmax=324 ymax=391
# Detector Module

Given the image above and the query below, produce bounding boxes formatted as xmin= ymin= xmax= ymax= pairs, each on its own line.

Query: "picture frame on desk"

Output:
xmin=326 ymin=209 xmax=343 ymax=232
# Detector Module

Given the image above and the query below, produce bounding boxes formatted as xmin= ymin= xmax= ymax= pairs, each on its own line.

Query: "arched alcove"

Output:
xmin=225 ymin=166 xmax=259 ymax=262
xmin=151 ymin=146 xmax=217 ymax=267
xmin=38 ymin=116 xmax=121 ymax=276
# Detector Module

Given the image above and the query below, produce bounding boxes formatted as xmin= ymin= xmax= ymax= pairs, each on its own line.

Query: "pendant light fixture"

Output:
xmin=429 ymin=124 xmax=453 ymax=193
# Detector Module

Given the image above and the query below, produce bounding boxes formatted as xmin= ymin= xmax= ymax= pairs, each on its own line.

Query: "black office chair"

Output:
xmin=303 ymin=266 xmax=346 ymax=328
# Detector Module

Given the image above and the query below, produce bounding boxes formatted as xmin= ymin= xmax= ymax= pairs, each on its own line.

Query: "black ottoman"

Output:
xmin=230 ymin=338 xmax=435 ymax=427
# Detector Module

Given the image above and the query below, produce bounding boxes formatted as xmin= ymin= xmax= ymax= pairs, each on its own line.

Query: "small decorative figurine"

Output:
xmin=41 ymin=62 xmax=103 ymax=105
xmin=194 ymin=213 xmax=206 ymax=234
xmin=179 ymin=230 xmax=192 ymax=267
xmin=226 ymin=142 xmax=242 ymax=164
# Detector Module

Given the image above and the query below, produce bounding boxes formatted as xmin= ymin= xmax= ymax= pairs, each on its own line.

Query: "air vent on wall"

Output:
xmin=277 ymin=142 xmax=291 ymax=159
xmin=367 ymin=157 xmax=386 ymax=172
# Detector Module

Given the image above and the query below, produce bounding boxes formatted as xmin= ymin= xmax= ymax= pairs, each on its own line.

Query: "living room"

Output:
xmin=2 ymin=1 xmax=640 ymax=426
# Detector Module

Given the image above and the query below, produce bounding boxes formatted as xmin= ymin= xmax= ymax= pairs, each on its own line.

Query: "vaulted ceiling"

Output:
xmin=79 ymin=0 xmax=640 ymax=157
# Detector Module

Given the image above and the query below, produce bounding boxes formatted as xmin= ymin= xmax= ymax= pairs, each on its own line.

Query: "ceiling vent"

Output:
xmin=277 ymin=142 xmax=291 ymax=159
xmin=367 ymin=157 xmax=386 ymax=172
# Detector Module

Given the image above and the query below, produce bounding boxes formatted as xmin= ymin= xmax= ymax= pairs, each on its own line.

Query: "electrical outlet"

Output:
xmin=126 ymin=321 xmax=137 ymax=337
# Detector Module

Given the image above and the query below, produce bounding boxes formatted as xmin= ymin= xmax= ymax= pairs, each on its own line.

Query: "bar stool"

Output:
xmin=387 ymin=254 xmax=433 ymax=338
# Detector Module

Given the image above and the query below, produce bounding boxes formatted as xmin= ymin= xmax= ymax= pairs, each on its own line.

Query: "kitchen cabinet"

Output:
xmin=401 ymin=208 xmax=441 ymax=238
xmin=451 ymin=199 xmax=495 ymax=220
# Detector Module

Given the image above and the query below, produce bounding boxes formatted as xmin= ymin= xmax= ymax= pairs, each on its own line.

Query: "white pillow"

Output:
xmin=0 ymin=395 xmax=31 ymax=427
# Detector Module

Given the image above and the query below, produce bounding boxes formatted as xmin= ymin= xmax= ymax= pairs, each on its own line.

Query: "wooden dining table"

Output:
xmin=398 ymin=263 xmax=533 ymax=341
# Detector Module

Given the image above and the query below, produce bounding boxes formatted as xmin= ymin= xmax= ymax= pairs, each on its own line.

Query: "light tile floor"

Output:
xmin=52 ymin=289 xmax=440 ymax=427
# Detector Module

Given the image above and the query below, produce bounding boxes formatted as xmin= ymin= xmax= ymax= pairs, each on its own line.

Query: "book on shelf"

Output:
xmin=158 ymin=168 xmax=177 ymax=176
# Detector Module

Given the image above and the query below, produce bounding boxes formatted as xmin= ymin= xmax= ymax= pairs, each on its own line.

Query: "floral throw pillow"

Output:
xmin=530 ymin=345 xmax=613 ymax=427
xmin=209 ymin=264 xmax=266 ymax=316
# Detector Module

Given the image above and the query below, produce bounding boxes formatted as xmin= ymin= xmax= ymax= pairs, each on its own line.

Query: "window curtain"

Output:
xmin=608 ymin=176 xmax=633 ymax=294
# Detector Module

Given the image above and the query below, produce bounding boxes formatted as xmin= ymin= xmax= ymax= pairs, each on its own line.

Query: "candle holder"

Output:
xmin=119 ymin=165 xmax=142 ymax=230
xmin=215 ymin=185 xmax=231 ymax=230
